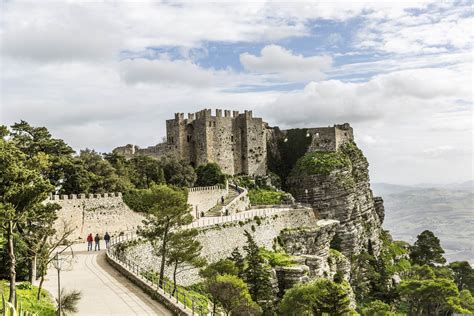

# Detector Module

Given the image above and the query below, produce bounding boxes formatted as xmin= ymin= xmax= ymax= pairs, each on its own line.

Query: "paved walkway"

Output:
xmin=43 ymin=244 xmax=172 ymax=316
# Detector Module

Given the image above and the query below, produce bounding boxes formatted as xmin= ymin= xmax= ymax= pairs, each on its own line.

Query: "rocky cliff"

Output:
xmin=286 ymin=141 xmax=385 ymax=258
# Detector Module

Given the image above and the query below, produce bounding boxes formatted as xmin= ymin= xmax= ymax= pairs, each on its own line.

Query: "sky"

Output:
xmin=0 ymin=0 xmax=472 ymax=185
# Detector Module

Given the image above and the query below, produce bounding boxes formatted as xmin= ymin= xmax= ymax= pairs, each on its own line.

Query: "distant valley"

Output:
xmin=372 ymin=181 xmax=474 ymax=264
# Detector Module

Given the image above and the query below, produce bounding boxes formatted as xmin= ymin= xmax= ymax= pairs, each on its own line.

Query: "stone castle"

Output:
xmin=114 ymin=108 xmax=354 ymax=176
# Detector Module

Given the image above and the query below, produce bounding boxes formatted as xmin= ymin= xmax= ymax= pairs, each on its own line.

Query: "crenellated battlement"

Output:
xmin=48 ymin=192 xmax=123 ymax=201
xmin=173 ymin=109 xmax=248 ymax=123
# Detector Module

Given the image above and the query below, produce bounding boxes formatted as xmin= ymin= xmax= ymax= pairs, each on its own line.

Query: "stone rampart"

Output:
xmin=122 ymin=208 xmax=339 ymax=286
xmin=49 ymin=193 xmax=145 ymax=241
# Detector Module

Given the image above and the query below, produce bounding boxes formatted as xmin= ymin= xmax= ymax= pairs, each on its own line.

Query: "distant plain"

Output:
xmin=372 ymin=181 xmax=474 ymax=264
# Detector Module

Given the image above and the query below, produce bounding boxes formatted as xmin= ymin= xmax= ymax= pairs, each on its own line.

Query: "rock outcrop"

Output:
xmin=286 ymin=141 xmax=385 ymax=258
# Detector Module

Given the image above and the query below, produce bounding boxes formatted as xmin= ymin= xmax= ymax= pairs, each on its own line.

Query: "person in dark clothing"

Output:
xmin=87 ymin=233 xmax=93 ymax=251
xmin=104 ymin=232 xmax=111 ymax=249
xmin=94 ymin=233 xmax=101 ymax=251
xmin=221 ymin=196 xmax=225 ymax=204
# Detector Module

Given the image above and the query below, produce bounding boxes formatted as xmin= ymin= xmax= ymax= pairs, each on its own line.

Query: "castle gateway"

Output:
xmin=114 ymin=108 xmax=354 ymax=176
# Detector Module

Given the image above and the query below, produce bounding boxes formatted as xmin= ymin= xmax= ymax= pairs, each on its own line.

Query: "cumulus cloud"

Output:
xmin=261 ymin=66 xmax=471 ymax=127
xmin=240 ymin=45 xmax=332 ymax=81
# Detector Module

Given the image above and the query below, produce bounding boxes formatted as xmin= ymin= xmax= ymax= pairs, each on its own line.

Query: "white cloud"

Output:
xmin=119 ymin=58 xmax=215 ymax=87
xmin=356 ymin=2 xmax=473 ymax=54
xmin=240 ymin=45 xmax=332 ymax=81
xmin=261 ymin=66 xmax=471 ymax=127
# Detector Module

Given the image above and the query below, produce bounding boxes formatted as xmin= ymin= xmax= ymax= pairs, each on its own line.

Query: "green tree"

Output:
xmin=0 ymin=138 xmax=55 ymax=303
xmin=230 ymin=247 xmax=245 ymax=278
xmin=128 ymin=156 xmax=165 ymax=189
xmin=199 ymin=259 xmax=238 ymax=279
xmin=361 ymin=300 xmax=394 ymax=316
xmin=279 ymin=278 xmax=353 ymax=316
xmin=449 ymin=261 xmax=474 ymax=292
xmin=16 ymin=203 xmax=60 ymax=284
xmin=123 ymin=185 xmax=192 ymax=287
xmin=76 ymin=149 xmax=133 ymax=193
xmin=207 ymin=274 xmax=261 ymax=316
xmin=195 ymin=163 xmax=226 ymax=187
xmin=166 ymin=228 xmax=206 ymax=294
xmin=410 ymin=230 xmax=446 ymax=266
xmin=459 ymin=289 xmax=474 ymax=313
xmin=9 ymin=121 xmax=75 ymax=190
xmin=398 ymin=277 xmax=463 ymax=315
xmin=243 ymin=231 xmax=273 ymax=306
xmin=160 ymin=155 xmax=196 ymax=187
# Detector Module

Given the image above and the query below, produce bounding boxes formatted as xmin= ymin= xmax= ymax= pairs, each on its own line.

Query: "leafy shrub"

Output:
xmin=195 ymin=163 xmax=226 ymax=186
xmin=290 ymin=150 xmax=351 ymax=177
xmin=0 ymin=280 xmax=56 ymax=315
xmin=259 ymin=249 xmax=296 ymax=267
xmin=248 ymin=189 xmax=287 ymax=205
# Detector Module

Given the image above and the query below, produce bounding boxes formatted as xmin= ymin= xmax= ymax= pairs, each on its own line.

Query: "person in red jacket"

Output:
xmin=86 ymin=233 xmax=93 ymax=251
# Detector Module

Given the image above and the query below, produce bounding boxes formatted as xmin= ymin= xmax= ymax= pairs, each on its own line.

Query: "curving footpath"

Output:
xmin=43 ymin=244 xmax=173 ymax=316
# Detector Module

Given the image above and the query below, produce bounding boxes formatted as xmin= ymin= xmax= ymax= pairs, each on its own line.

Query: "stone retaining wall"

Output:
xmin=123 ymin=208 xmax=339 ymax=286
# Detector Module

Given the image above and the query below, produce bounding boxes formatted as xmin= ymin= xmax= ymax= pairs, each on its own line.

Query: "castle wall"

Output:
xmin=121 ymin=208 xmax=338 ymax=285
xmin=49 ymin=193 xmax=145 ymax=241
xmin=187 ymin=185 xmax=228 ymax=217
xmin=51 ymin=186 xmax=229 ymax=240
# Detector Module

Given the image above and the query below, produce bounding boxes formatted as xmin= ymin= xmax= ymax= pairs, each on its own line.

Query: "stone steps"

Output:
xmin=205 ymin=189 xmax=239 ymax=216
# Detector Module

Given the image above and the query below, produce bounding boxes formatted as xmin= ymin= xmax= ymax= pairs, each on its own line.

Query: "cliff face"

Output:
xmin=286 ymin=141 xmax=385 ymax=258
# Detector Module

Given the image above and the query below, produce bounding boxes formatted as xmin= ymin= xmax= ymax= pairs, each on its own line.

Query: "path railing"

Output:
xmin=107 ymin=233 xmax=211 ymax=316
xmin=186 ymin=206 xmax=306 ymax=228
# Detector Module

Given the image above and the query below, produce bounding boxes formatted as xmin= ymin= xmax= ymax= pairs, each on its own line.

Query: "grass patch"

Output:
xmin=0 ymin=280 xmax=56 ymax=316
xmin=259 ymin=248 xmax=296 ymax=267
xmin=248 ymin=189 xmax=287 ymax=205
xmin=290 ymin=150 xmax=351 ymax=177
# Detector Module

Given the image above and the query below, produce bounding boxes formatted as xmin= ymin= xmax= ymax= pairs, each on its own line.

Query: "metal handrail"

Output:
xmin=107 ymin=233 xmax=211 ymax=316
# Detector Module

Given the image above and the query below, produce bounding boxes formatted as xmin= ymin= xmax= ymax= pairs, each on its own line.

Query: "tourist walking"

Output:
xmin=87 ymin=233 xmax=93 ymax=251
xmin=94 ymin=233 xmax=101 ymax=251
xmin=221 ymin=195 xmax=225 ymax=204
xmin=104 ymin=232 xmax=111 ymax=249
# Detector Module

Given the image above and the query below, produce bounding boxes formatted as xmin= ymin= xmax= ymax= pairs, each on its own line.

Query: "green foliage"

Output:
xmin=206 ymin=274 xmax=261 ymax=315
xmin=243 ymin=231 xmax=274 ymax=305
xmin=0 ymin=136 xmax=56 ymax=302
xmin=267 ymin=128 xmax=313 ymax=187
xmin=0 ymin=280 xmax=55 ymax=315
xmin=290 ymin=150 xmax=351 ymax=177
xmin=397 ymin=277 xmax=468 ymax=314
xmin=361 ymin=300 xmax=394 ymax=316
xmin=160 ymin=155 xmax=196 ymax=187
xmin=330 ymin=234 xmax=343 ymax=252
xmin=230 ymin=248 xmax=245 ymax=278
xmin=124 ymin=184 xmax=192 ymax=286
xmin=166 ymin=228 xmax=206 ymax=293
xmin=410 ymin=230 xmax=446 ymax=266
xmin=279 ymin=278 xmax=353 ymax=315
xmin=56 ymin=289 xmax=81 ymax=315
xmin=195 ymin=163 xmax=226 ymax=187
xmin=459 ymin=289 xmax=474 ymax=312
xmin=449 ymin=261 xmax=474 ymax=292
xmin=234 ymin=176 xmax=257 ymax=189
xmin=127 ymin=155 xmax=165 ymax=189
xmin=259 ymin=248 xmax=295 ymax=267
xmin=199 ymin=259 xmax=238 ymax=279
xmin=248 ymin=189 xmax=287 ymax=205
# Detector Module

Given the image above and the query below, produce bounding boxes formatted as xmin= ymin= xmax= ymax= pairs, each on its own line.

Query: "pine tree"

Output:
xmin=243 ymin=231 xmax=273 ymax=304
xmin=230 ymin=247 xmax=245 ymax=278
xmin=410 ymin=230 xmax=446 ymax=266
